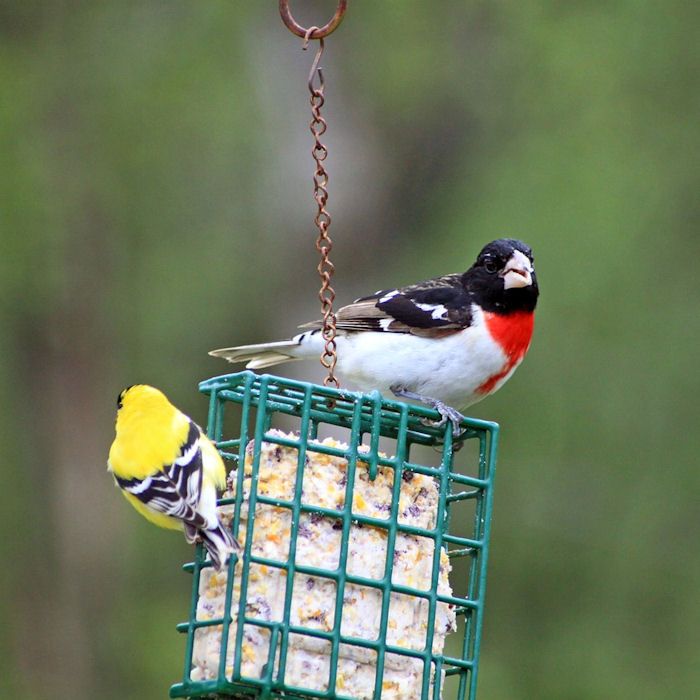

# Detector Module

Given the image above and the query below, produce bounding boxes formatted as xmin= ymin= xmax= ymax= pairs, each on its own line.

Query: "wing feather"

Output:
xmin=299 ymin=273 xmax=473 ymax=336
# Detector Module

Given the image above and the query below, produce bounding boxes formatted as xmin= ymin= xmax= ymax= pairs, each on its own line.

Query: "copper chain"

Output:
xmin=304 ymin=34 xmax=339 ymax=388
xmin=280 ymin=2 xmax=348 ymax=389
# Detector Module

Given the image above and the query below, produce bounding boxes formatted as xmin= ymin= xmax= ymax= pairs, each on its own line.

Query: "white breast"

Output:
xmin=297 ymin=306 xmax=508 ymax=409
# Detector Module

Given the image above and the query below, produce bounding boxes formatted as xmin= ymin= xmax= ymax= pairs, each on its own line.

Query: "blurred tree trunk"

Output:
xmin=9 ymin=89 xmax=121 ymax=700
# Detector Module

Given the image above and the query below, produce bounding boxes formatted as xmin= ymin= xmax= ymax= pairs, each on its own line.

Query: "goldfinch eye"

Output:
xmin=484 ymin=259 xmax=498 ymax=274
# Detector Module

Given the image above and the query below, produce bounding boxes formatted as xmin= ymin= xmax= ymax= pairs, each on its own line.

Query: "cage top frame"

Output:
xmin=200 ymin=370 xmax=498 ymax=454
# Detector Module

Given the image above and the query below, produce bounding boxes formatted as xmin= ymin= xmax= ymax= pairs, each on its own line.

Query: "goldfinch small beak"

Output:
xmin=501 ymin=250 xmax=533 ymax=289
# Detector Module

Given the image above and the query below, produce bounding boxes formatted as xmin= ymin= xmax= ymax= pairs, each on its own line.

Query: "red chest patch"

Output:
xmin=477 ymin=311 xmax=534 ymax=395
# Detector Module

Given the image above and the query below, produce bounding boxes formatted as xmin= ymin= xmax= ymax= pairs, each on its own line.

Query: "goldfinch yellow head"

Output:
xmin=116 ymin=384 xmax=172 ymax=411
xmin=114 ymin=385 xmax=183 ymax=439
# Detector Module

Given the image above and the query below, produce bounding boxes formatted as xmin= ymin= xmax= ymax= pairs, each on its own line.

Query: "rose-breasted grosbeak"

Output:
xmin=210 ymin=239 xmax=538 ymax=432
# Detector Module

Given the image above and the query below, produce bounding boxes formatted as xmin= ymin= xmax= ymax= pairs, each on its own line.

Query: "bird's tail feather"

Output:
xmin=184 ymin=523 xmax=198 ymax=544
xmin=209 ymin=339 xmax=303 ymax=370
xmin=200 ymin=522 xmax=240 ymax=571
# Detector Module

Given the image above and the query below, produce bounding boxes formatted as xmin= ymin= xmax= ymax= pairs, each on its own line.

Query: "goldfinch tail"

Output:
xmin=200 ymin=522 xmax=240 ymax=571
xmin=209 ymin=339 xmax=304 ymax=370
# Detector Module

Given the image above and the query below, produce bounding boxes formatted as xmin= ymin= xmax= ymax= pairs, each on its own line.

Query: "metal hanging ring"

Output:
xmin=279 ymin=0 xmax=348 ymax=40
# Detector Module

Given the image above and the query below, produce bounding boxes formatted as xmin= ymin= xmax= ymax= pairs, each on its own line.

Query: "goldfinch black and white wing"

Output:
xmin=113 ymin=422 xmax=206 ymax=535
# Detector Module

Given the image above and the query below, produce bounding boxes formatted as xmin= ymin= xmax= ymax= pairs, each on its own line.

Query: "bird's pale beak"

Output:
xmin=501 ymin=250 xmax=533 ymax=289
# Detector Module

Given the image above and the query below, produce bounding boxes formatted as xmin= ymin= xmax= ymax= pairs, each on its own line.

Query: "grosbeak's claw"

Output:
xmin=419 ymin=401 xmax=465 ymax=437
xmin=392 ymin=384 xmax=465 ymax=437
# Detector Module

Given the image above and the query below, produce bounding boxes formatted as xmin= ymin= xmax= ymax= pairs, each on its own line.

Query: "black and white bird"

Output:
xmin=210 ymin=239 xmax=539 ymax=431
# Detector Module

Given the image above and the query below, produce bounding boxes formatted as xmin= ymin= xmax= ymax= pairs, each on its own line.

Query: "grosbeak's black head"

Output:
xmin=463 ymin=238 xmax=539 ymax=314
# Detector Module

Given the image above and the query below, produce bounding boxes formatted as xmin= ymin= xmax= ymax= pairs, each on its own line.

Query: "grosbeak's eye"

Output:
xmin=484 ymin=259 xmax=498 ymax=274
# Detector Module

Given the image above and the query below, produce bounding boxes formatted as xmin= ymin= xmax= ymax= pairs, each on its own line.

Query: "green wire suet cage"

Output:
xmin=170 ymin=371 xmax=498 ymax=700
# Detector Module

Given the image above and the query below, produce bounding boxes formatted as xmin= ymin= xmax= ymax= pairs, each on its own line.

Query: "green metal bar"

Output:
xmin=446 ymin=489 xmax=481 ymax=502
xmin=420 ymin=421 xmax=453 ymax=698
xmin=466 ymin=425 xmax=498 ymax=700
xmin=372 ymin=400 xmax=409 ymax=697
xmin=231 ymin=375 xmax=271 ymax=682
xmin=216 ymin=437 xmax=242 ymax=450
xmin=326 ymin=395 xmax=365 ymax=695
xmin=433 ymin=657 xmax=443 ymax=699
xmin=179 ymin=546 xmax=203 ymax=685
xmin=442 ymin=534 xmax=483 ymax=548
xmin=260 ymin=625 xmax=280 ymax=699
xmin=213 ymin=370 xmax=253 ymax=687
xmin=367 ymin=390 xmax=382 ymax=480
xmin=446 ymin=663 xmax=474 ymax=676
xmin=276 ymin=385 xmax=313 ymax=685
xmin=457 ymin=610 xmax=472 ymax=699
xmin=216 ymin=536 xmax=237 ymax=684
xmin=466 ymin=435 xmax=492 ymax=668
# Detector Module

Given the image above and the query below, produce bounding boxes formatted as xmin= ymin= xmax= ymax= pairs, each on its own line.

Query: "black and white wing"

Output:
xmin=302 ymin=273 xmax=474 ymax=337
xmin=114 ymin=421 xmax=206 ymax=531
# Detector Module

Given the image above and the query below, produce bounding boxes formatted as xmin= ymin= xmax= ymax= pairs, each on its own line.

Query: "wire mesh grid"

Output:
xmin=170 ymin=371 xmax=498 ymax=700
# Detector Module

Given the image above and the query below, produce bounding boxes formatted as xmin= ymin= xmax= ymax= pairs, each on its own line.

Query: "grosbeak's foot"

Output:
xmin=424 ymin=401 xmax=466 ymax=437
xmin=390 ymin=385 xmax=465 ymax=437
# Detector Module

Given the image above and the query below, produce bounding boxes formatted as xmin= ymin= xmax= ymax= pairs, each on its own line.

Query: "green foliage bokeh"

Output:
xmin=1 ymin=2 xmax=698 ymax=699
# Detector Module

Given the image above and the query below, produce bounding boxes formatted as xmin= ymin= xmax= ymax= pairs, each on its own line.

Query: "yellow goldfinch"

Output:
xmin=108 ymin=384 xmax=239 ymax=570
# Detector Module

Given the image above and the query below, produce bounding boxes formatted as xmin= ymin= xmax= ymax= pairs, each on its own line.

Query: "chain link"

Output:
xmin=305 ymin=35 xmax=339 ymax=388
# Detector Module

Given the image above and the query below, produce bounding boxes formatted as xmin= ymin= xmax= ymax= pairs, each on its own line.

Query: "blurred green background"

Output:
xmin=2 ymin=1 xmax=699 ymax=698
